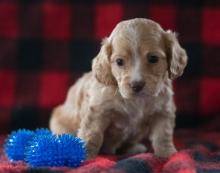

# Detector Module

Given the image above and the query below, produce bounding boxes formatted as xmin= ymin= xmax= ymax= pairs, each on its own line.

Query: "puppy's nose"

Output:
xmin=130 ymin=81 xmax=145 ymax=93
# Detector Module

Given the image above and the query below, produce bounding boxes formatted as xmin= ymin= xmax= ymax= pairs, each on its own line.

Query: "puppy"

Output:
xmin=50 ymin=18 xmax=187 ymax=159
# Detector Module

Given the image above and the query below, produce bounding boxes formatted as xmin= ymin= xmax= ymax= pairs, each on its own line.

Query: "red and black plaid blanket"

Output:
xmin=1 ymin=128 xmax=220 ymax=173
xmin=1 ymin=0 xmax=220 ymax=132
xmin=0 ymin=0 xmax=220 ymax=172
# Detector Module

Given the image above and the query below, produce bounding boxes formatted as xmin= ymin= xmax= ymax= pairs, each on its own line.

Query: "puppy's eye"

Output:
xmin=148 ymin=55 xmax=159 ymax=64
xmin=116 ymin=58 xmax=124 ymax=66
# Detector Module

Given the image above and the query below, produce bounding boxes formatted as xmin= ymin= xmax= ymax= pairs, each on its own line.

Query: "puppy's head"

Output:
xmin=92 ymin=18 xmax=187 ymax=99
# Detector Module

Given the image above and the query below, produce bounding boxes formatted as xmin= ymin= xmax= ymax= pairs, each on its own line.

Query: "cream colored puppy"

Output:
xmin=50 ymin=18 xmax=187 ymax=159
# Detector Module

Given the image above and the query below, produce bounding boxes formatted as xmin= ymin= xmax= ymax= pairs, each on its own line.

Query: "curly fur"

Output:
xmin=49 ymin=18 xmax=187 ymax=159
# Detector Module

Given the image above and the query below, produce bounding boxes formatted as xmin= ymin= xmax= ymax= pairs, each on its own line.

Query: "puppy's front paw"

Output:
xmin=155 ymin=147 xmax=177 ymax=158
xmin=78 ymin=131 xmax=103 ymax=160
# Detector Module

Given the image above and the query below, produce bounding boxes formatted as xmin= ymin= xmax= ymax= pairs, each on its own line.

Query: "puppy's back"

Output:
xmin=49 ymin=72 xmax=93 ymax=134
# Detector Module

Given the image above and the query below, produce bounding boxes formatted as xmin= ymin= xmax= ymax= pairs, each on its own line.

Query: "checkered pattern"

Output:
xmin=0 ymin=1 xmax=220 ymax=132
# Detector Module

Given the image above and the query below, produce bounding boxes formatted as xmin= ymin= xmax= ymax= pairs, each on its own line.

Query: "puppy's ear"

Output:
xmin=164 ymin=31 xmax=188 ymax=79
xmin=92 ymin=38 xmax=117 ymax=85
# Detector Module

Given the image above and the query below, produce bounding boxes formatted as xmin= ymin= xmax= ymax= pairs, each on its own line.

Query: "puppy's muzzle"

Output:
xmin=129 ymin=81 xmax=145 ymax=93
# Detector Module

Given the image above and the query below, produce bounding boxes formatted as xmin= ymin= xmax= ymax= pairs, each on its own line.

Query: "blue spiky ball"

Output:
xmin=4 ymin=128 xmax=51 ymax=161
xmin=25 ymin=134 xmax=86 ymax=167
xmin=4 ymin=129 xmax=34 ymax=161
xmin=4 ymin=129 xmax=86 ymax=167
xmin=34 ymin=128 xmax=52 ymax=136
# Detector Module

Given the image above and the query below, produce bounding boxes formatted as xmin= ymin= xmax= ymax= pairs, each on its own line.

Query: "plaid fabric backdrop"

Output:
xmin=0 ymin=0 xmax=220 ymax=134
